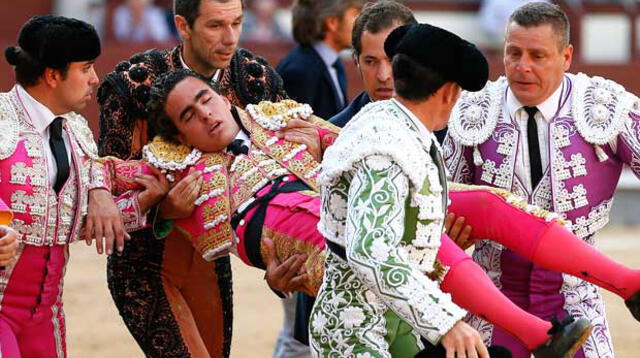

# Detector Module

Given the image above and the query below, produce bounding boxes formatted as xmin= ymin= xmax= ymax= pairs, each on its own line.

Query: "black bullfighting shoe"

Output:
xmin=415 ymin=340 xmax=513 ymax=357
xmin=533 ymin=316 xmax=592 ymax=358
xmin=625 ymin=291 xmax=640 ymax=322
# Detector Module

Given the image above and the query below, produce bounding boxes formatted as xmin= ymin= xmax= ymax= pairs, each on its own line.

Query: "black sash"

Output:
xmin=231 ymin=176 xmax=310 ymax=269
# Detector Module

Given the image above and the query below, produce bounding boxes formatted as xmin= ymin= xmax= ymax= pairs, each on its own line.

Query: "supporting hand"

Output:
xmin=0 ymin=226 xmax=18 ymax=267
xmin=276 ymin=118 xmax=321 ymax=162
xmin=86 ymin=189 xmax=130 ymax=255
xmin=441 ymin=321 xmax=489 ymax=358
xmin=445 ymin=213 xmax=474 ymax=250
xmin=263 ymin=237 xmax=310 ymax=295
xmin=158 ymin=168 xmax=203 ymax=220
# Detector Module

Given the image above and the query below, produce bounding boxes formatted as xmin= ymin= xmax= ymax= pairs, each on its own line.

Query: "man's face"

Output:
xmin=184 ymin=0 xmax=243 ymax=70
xmin=504 ymin=22 xmax=572 ymax=106
xmin=356 ymin=24 xmax=399 ymax=101
xmin=333 ymin=7 xmax=360 ymax=51
xmin=165 ymin=76 xmax=240 ymax=152
xmin=54 ymin=61 xmax=99 ymax=113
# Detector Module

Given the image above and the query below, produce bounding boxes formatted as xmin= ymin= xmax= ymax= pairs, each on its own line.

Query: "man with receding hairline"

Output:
xmin=445 ymin=2 xmax=640 ymax=357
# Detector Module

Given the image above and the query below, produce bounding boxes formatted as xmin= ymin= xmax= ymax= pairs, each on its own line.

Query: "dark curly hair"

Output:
xmin=147 ymin=69 xmax=219 ymax=142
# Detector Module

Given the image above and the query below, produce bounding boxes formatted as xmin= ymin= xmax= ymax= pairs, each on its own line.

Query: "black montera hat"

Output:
xmin=5 ymin=15 xmax=100 ymax=69
xmin=384 ymin=23 xmax=488 ymax=92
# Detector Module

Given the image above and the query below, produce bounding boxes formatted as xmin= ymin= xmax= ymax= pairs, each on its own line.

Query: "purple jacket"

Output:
xmin=444 ymin=73 xmax=640 ymax=357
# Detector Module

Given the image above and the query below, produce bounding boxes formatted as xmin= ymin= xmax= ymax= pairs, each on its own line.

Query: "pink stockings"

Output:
xmin=435 ymin=187 xmax=640 ymax=349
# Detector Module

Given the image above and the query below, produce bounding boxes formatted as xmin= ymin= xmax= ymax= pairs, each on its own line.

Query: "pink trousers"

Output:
xmin=0 ymin=244 xmax=68 ymax=358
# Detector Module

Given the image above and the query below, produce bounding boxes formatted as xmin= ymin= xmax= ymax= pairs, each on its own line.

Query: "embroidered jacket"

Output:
xmin=0 ymin=87 xmax=107 ymax=246
xmin=97 ymin=45 xmax=289 ymax=232
xmin=102 ymin=100 xmax=339 ymax=261
xmin=444 ymin=73 xmax=640 ymax=356
xmin=312 ymin=99 xmax=466 ymax=356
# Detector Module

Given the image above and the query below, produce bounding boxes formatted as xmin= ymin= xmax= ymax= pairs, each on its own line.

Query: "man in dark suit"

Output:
xmin=329 ymin=0 xmax=447 ymax=145
xmin=276 ymin=0 xmax=364 ymax=120
xmin=274 ymin=1 xmax=363 ymax=357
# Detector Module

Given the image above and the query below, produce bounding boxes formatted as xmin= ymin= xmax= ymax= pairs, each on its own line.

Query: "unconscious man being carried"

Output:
xmin=99 ymin=69 xmax=640 ymax=358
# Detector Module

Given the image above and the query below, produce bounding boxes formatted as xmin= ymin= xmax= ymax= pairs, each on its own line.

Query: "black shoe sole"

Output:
xmin=563 ymin=324 xmax=593 ymax=358
xmin=625 ymin=291 xmax=640 ymax=322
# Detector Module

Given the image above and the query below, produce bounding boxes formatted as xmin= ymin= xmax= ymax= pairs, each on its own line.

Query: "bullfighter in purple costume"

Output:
xmin=444 ymin=2 xmax=640 ymax=357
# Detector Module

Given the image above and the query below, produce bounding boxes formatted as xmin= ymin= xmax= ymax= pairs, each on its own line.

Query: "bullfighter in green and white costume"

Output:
xmin=309 ymin=23 xmax=489 ymax=358
xmin=308 ymin=23 xmax=603 ymax=358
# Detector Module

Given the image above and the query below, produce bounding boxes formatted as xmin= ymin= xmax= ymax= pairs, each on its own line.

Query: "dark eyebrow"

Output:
xmin=179 ymin=89 xmax=209 ymax=120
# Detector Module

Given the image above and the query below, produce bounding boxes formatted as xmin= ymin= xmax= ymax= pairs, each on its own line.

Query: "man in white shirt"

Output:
xmin=0 ymin=15 xmax=124 ymax=358
xmin=445 ymin=2 xmax=640 ymax=357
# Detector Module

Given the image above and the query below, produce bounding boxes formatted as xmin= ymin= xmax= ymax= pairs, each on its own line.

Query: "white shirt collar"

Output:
xmin=179 ymin=51 xmax=222 ymax=83
xmin=391 ymin=98 xmax=435 ymax=144
xmin=507 ymin=78 xmax=565 ymax=123
xmin=313 ymin=41 xmax=339 ymax=69
xmin=15 ymin=84 xmax=58 ymax=134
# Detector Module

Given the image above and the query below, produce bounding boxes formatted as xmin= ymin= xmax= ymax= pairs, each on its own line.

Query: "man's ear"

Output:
xmin=324 ymin=16 xmax=339 ymax=34
xmin=175 ymin=15 xmax=191 ymax=40
xmin=42 ymin=68 xmax=60 ymax=88
xmin=442 ymin=82 xmax=461 ymax=106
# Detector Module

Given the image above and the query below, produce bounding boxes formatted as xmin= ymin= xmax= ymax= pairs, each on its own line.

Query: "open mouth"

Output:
xmin=209 ymin=122 xmax=221 ymax=134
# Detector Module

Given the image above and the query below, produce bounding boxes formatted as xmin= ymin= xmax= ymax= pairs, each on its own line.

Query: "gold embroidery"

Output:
xmin=449 ymin=182 xmax=566 ymax=225
xmin=145 ymin=136 xmax=195 ymax=164
xmin=260 ymin=226 xmax=326 ymax=296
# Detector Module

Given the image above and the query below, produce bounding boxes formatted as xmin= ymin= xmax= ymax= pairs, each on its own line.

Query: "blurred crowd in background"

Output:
xmin=52 ymin=0 xmax=627 ymax=47
xmin=53 ymin=0 xmax=292 ymax=44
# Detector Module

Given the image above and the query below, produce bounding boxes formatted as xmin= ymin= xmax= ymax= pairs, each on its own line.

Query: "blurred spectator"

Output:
xmin=241 ymin=0 xmax=290 ymax=43
xmin=479 ymin=0 xmax=550 ymax=48
xmin=113 ymin=0 xmax=171 ymax=43
xmin=54 ymin=0 xmax=106 ymax=39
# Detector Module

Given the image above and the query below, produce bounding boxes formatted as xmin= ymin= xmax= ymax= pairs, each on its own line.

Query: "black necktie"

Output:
xmin=49 ymin=117 xmax=70 ymax=194
xmin=332 ymin=59 xmax=347 ymax=107
xmin=227 ymin=138 xmax=249 ymax=156
xmin=429 ymin=141 xmax=448 ymax=212
xmin=524 ymin=106 xmax=543 ymax=189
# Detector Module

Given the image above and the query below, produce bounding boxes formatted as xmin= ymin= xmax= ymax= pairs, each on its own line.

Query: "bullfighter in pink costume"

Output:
xmin=0 ymin=16 xmax=119 ymax=358
xmin=104 ymin=69 xmax=640 ymax=357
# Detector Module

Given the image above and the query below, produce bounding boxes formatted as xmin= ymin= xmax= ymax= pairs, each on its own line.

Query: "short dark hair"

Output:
xmin=508 ymin=2 xmax=570 ymax=49
xmin=174 ymin=0 xmax=244 ymax=27
xmin=292 ymin=0 xmax=365 ymax=46
xmin=148 ymin=69 xmax=217 ymax=142
xmin=392 ymin=53 xmax=446 ymax=101
xmin=352 ymin=1 xmax=417 ymax=57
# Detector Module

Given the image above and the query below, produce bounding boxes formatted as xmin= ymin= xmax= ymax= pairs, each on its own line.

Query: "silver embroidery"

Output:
xmin=0 ymin=93 xmax=20 ymax=160
xmin=571 ymin=199 xmax=612 ymax=239
xmin=553 ymin=151 xmax=587 ymax=181
xmin=572 ymin=73 xmax=637 ymax=145
xmin=449 ymin=78 xmax=507 ymax=147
